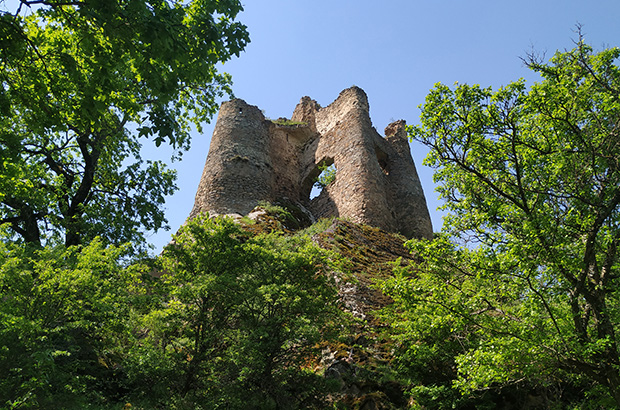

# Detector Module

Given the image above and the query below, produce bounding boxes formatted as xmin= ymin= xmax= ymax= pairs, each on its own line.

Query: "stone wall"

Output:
xmin=189 ymin=87 xmax=433 ymax=239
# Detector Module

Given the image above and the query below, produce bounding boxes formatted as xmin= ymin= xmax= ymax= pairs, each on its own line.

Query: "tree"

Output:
xmin=382 ymin=38 xmax=620 ymax=407
xmin=0 ymin=239 xmax=140 ymax=408
xmin=314 ymin=162 xmax=337 ymax=190
xmin=128 ymin=215 xmax=342 ymax=408
xmin=0 ymin=0 xmax=249 ymax=247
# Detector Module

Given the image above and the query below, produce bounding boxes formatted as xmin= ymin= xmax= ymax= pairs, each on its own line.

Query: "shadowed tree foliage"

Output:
xmin=381 ymin=38 xmax=620 ymax=408
xmin=0 ymin=0 xmax=249 ymax=247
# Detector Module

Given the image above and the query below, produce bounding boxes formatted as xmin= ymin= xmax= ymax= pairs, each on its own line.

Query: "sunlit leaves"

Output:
xmin=129 ymin=215 xmax=341 ymax=407
xmin=0 ymin=239 xmax=140 ymax=407
xmin=390 ymin=40 xmax=620 ymax=405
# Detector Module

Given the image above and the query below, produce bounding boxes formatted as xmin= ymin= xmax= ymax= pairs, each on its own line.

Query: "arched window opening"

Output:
xmin=307 ymin=158 xmax=336 ymax=200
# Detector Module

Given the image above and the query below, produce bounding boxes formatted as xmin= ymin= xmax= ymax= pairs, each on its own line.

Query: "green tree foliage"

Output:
xmin=314 ymin=163 xmax=337 ymax=190
xmin=381 ymin=39 xmax=620 ymax=407
xmin=0 ymin=0 xmax=249 ymax=247
xmin=0 ymin=239 xmax=141 ymax=408
xmin=0 ymin=216 xmax=344 ymax=409
xmin=126 ymin=215 xmax=342 ymax=408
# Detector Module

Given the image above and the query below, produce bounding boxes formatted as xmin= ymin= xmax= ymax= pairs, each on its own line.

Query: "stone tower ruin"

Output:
xmin=189 ymin=86 xmax=433 ymax=239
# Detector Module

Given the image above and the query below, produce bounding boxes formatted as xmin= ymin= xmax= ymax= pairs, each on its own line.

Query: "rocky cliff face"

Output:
xmin=190 ymin=86 xmax=433 ymax=239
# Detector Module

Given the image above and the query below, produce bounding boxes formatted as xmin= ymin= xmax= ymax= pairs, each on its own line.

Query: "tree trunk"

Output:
xmin=3 ymin=197 xmax=42 ymax=246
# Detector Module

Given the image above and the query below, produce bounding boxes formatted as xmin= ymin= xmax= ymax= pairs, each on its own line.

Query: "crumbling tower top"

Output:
xmin=190 ymin=86 xmax=433 ymax=239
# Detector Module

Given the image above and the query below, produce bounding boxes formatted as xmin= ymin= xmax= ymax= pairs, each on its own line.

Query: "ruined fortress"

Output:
xmin=189 ymin=86 xmax=433 ymax=239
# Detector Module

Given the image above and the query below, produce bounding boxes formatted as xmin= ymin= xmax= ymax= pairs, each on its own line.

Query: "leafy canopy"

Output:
xmin=382 ymin=38 xmax=620 ymax=407
xmin=0 ymin=239 xmax=141 ymax=408
xmin=0 ymin=215 xmax=344 ymax=409
xmin=0 ymin=0 xmax=249 ymax=247
xmin=131 ymin=215 xmax=342 ymax=408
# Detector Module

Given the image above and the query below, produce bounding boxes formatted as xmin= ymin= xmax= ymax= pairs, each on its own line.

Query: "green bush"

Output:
xmin=0 ymin=240 xmax=139 ymax=409
xmin=126 ymin=215 xmax=343 ymax=408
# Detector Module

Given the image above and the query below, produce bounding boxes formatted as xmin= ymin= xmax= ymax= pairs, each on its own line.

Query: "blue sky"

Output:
xmin=145 ymin=0 xmax=620 ymax=252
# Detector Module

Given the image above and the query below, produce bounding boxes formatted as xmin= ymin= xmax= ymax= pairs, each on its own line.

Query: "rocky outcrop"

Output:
xmin=190 ymin=87 xmax=433 ymax=239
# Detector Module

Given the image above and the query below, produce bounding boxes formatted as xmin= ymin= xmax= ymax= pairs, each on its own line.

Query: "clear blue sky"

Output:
xmin=9 ymin=0 xmax=620 ymax=252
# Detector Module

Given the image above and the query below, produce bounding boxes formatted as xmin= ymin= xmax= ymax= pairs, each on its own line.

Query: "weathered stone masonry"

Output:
xmin=189 ymin=86 xmax=433 ymax=239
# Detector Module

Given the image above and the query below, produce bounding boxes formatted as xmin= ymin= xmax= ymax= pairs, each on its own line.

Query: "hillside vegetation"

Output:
xmin=2 ymin=204 xmax=613 ymax=409
xmin=0 ymin=206 xmax=407 ymax=409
